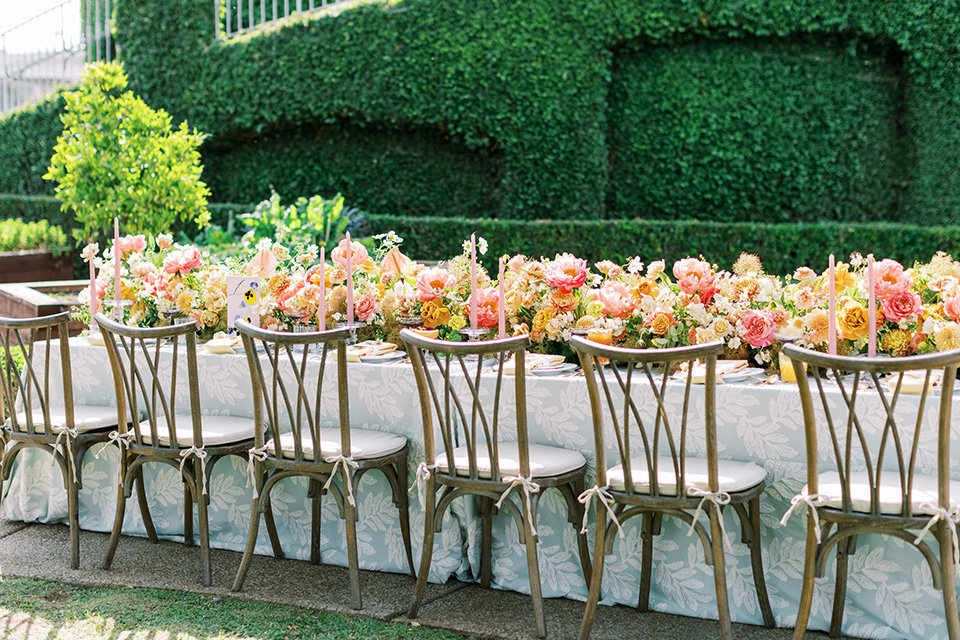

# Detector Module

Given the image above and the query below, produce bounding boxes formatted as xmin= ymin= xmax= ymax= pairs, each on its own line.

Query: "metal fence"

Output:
xmin=1 ymin=0 xmax=111 ymax=116
xmin=216 ymin=0 xmax=356 ymax=39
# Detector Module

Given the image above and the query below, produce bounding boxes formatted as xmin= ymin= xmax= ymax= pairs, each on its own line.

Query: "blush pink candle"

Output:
xmin=113 ymin=217 xmax=121 ymax=313
xmin=88 ymin=243 xmax=98 ymax=325
xmin=828 ymin=253 xmax=836 ymax=355
xmin=345 ymin=232 xmax=354 ymax=325
xmin=867 ymin=254 xmax=876 ymax=357
xmin=498 ymin=256 xmax=505 ymax=339
xmin=318 ymin=247 xmax=326 ymax=331
xmin=469 ymin=234 xmax=477 ymax=330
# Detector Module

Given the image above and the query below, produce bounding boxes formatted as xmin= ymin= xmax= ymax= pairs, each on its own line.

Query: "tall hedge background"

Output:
xmin=2 ymin=0 xmax=960 ymax=270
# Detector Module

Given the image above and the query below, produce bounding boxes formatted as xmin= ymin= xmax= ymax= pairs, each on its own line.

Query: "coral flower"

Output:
xmin=881 ymin=290 xmax=922 ymax=323
xmin=416 ymin=267 xmax=456 ymax=302
xmin=598 ymin=282 xmax=634 ymax=318
xmin=739 ymin=309 xmax=776 ymax=348
xmin=943 ymin=295 xmax=960 ymax=322
xmin=331 ymin=239 xmax=369 ymax=270
xmin=873 ymin=259 xmax=913 ymax=299
xmin=463 ymin=287 xmax=499 ymax=329
xmin=117 ymin=234 xmax=147 ymax=255
xmin=544 ymin=253 xmax=588 ymax=293
xmin=354 ymin=293 xmax=380 ymax=322
xmin=164 ymin=245 xmax=204 ymax=276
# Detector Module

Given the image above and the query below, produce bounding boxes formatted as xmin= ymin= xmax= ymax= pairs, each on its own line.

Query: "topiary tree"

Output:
xmin=44 ymin=61 xmax=210 ymax=243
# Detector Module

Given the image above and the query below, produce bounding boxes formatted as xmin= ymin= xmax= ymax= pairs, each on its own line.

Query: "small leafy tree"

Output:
xmin=44 ymin=62 xmax=211 ymax=243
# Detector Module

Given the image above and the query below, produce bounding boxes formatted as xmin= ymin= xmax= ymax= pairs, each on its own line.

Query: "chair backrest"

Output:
xmin=400 ymin=329 xmax=532 ymax=480
xmin=784 ymin=344 xmax=960 ymax=517
xmin=571 ymin=336 xmax=725 ymax=497
xmin=0 ymin=313 xmax=73 ymax=436
xmin=96 ymin=312 xmax=202 ymax=449
xmin=236 ymin=320 xmax=351 ymax=459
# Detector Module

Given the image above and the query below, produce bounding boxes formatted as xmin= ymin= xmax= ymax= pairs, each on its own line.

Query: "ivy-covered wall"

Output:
xmin=3 ymin=0 xmax=960 ymax=230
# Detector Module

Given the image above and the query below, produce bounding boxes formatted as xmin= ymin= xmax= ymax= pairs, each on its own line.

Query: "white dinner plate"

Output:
xmin=359 ymin=351 xmax=406 ymax=364
xmin=722 ymin=368 xmax=765 ymax=383
xmin=529 ymin=363 xmax=579 ymax=376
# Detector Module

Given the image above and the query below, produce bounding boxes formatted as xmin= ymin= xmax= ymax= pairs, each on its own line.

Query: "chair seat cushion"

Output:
xmin=435 ymin=442 xmax=586 ymax=479
xmin=9 ymin=405 xmax=119 ymax=433
xmin=137 ymin=414 xmax=256 ymax=447
xmin=809 ymin=471 xmax=960 ymax=514
xmin=268 ymin=428 xmax=407 ymax=461
xmin=606 ymin=456 xmax=766 ymax=495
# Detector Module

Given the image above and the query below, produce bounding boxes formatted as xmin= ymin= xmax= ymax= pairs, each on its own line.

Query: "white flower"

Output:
xmin=478 ymin=237 xmax=488 ymax=255
xmin=647 ymin=260 xmax=665 ymax=278
xmin=462 ymin=239 xmax=471 ymax=253
xmin=256 ymin=237 xmax=272 ymax=251
xmin=627 ymin=256 xmax=644 ymax=274
xmin=923 ymin=316 xmax=940 ymax=334
xmin=728 ymin=336 xmax=742 ymax=350
xmin=81 ymin=243 xmax=99 ymax=261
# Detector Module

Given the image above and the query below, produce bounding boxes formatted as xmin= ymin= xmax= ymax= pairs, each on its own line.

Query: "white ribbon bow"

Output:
xmin=915 ymin=503 xmax=960 ymax=574
xmin=780 ymin=493 xmax=829 ymax=543
xmin=687 ymin=487 xmax=732 ymax=550
xmin=577 ymin=485 xmax=623 ymax=535
xmin=246 ymin=444 xmax=270 ymax=499
xmin=94 ymin=430 xmax=135 ymax=459
xmin=409 ymin=461 xmax=436 ymax=510
xmin=52 ymin=426 xmax=80 ymax=483
xmin=496 ymin=475 xmax=541 ymax=537
xmin=323 ymin=454 xmax=360 ymax=506
xmin=178 ymin=446 xmax=209 ymax=495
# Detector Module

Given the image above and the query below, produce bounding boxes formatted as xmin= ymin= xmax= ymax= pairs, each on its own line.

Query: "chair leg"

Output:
xmin=66 ymin=457 xmax=80 ymax=570
xmin=183 ymin=481 xmax=195 ymax=547
xmin=578 ymin=505 xmax=608 ymax=640
xmin=829 ymin=533 xmax=855 ymax=638
xmin=310 ymin=489 xmax=322 ymax=565
xmin=101 ymin=466 xmax=129 ymax=571
xmin=409 ymin=475 xmax=437 ymax=619
xmin=710 ymin=505 xmax=733 ymax=640
xmin=522 ymin=494 xmax=547 ymax=638
xmin=480 ymin=496 xmax=493 ymax=588
xmin=638 ymin=512 xmax=654 ymax=611
xmin=792 ymin=512 xmax=820 ymax=640
xmin=738 ymin=498 xmax=775 ymax=627
xmin=343 ymin=475 xmax=362 ymax=610
xmin=263 ymin=492 xmax=284 ymax=559
xmin=232 ymin=491 xmax=263 ymax=591
xmin=940 ymin=520 xmax=960 ymax=640
xmin=565 ymin=479 xmax=593 ymax=583
xmin=394 ymin=459 xmax=416 ymax=577
xmin=196 ymin=471 xmax=212 ymax=587
xmin=134 ymin=472 xmax=158 ymax=543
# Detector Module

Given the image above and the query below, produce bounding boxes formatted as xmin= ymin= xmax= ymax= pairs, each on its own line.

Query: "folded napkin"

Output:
xmin=889 ymin=371 xmax=942 ymax=395
xmin=86 ymin=332 xmax=106 ymax=347
xmin=503 ymin=353 xmax=567 ymax=375
xmin=203 ymin=331 xmax=241 ymax=354
xmin=675 ymin=360 xmax=749 ymax=384
xmin=332 ymin=340 xmax=400 ymax=362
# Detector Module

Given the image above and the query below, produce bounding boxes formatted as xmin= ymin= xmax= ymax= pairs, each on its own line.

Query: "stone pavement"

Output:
xmin=0 ymin=518 xmax=838 ymax=639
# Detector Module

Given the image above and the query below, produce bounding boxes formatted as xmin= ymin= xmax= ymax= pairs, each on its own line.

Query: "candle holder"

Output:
xmin=336 ymin=321 xmax=367 ymax=345
xmin=459 ymin=327 xmax=490 ymax=342
xmin=397 ymin=315 xmax=424 ymax=329
xmin=103 ymin=299 xmax=133 ymax=323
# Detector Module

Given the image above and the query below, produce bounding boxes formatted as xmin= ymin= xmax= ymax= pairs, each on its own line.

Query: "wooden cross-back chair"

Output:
xmin=231 ymin=320 xmax=413 ymax=610
xmin=96 ymin=312 xmax=263 ymax=586
xmin=401 ymin=329 xmax=592 ymax=639
xmin=783 ymin=344 xmax=960 ymax=640
xmin=0 ymin=312 xmax=119 ymax=569
xmin=570 ymin=336 xmax=774 ymax=640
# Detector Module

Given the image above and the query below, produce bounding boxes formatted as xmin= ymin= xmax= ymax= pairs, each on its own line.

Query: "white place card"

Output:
xmin=227 ymin=275 xmax=259 ymax=334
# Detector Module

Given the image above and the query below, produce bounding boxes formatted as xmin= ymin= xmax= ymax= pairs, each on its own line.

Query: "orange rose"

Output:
xmin=421 ymin=298 xmax=451 ymax=329
xmin=837 ymin=297 xmax=869 ymax=341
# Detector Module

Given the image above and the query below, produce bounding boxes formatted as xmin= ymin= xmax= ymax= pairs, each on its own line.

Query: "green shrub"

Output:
xmin=0 ymin=218 xmax=68 ymax=254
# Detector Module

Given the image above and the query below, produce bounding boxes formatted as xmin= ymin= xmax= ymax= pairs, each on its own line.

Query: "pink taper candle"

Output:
xmin=498 ymin=256 xmax=505 ymax=339
xmin=867 ymin=254 xmax=876 ymax=357
xmin=113 ymin=217 xmax=121 ymax=312
xmin=318 ymin=246 xmax=326 ymax=331
xmin=828 ymin=254 xmax=836 ymax=355
xmin=470 ymin=234 xmax=478 ymax=330
xmin=88 ymin=243 xmax=98 ymax=325
xmin=345 ymin=232 xmax=354 ymax=325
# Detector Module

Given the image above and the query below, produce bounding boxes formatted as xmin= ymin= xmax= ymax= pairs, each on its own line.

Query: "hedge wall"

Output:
xmin=4 ymin=0 xmax=960 ymax=230
xmin=0 ymin=93 xmax=67 ymax=195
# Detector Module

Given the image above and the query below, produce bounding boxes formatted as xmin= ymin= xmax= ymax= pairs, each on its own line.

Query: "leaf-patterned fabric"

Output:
xmin=2 ymin=339 xmax=956 ymax=640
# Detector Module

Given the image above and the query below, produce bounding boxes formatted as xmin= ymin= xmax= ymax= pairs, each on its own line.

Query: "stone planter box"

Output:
xmin=0 ymin=249 xmax=74 ymax=284
xmin=0 ymin=280 xmax=86 ymax=337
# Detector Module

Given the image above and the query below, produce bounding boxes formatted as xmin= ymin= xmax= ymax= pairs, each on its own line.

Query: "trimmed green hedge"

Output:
xmin=0 ymin=93 xmax=68 ymax=195
xmin=363 ymin=214 xmax=960 ymax=277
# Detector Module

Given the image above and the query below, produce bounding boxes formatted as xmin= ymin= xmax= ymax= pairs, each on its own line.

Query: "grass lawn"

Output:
xmin=0 ymin=578 xmax=469 ymax=640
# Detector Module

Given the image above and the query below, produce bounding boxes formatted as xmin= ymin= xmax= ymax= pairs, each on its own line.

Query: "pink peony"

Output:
xmin=739 ymin=309 xmax=777 ymax=348
xmin=463 ymin=287 xmax=499 ymax=329
xmin=672 ymin=257 xmax=711 ymax=281
xmin=544 ymin=253 xmax=588 ymax=293
xmin=354 ymin=293 xmax=381 ymax=322
xmin=117 ymin=234 xmax=147 ymax=256
xmin=873 ymin=259 xmax=912 ymax=299
xmin=698 ymin=274 xmax=717 ymax=305
xmin=416 ymin=267 xmax=457 ymax=302
xmin=508 ymin=254 xmax=527 ymax=272
xmin=164 ymin=245 xmax=203 ymax=276
xmin=331 ymin=239 xmax=369 ymax=270
xmin=880 ymin=290 xmax=922 ymax=323
xmin=673 ymin=258 xmax=714 ymax=301
xmin=598 ymin=282 xmax=634 ymax=318
xmin=156 ymin=234 xmax=173 ymax=250
xmin=944 ymin=295 xmax=960 ymax=322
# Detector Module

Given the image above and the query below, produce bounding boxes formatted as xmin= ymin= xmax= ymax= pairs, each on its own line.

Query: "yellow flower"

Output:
xmin=585 ymin=300 xmax=604 ymax=317
xmin=176 ymin=291 xmax=195 ymax=316
xmin=200 ymin=310 xmax=219 ymax=328
xmin=532 ymin=308 xmax=556 ymax=333
xmin=421 ymin=299 xmax=452 ymax=329
xmin=881 ymin=328 xmax=914 ymax=357
xmin=504 ymin=289 xmax=524 ymax=312
xmin=837 ymin=297 xmax=869 ymax=341
xmin=449 ymin=315 xmax=466 ymax=331
xmin=936 ymin=325 xmax=960 ymax=351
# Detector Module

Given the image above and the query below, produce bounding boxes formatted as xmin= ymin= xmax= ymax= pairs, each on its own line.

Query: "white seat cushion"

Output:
xmin=810 ymin=470 xmax=960 ymax=514
xmin=138 ymin=414 xmax=256 ymax=447
xmin=10 ymin=405 xmax=119 ymax=433
xmin=269 ymin=428 xmax=406 ymax=461
xmin=435 ymin=442 xmax=586 ymax=479
xmin=607 ymin=456 xmax=766 ymax=495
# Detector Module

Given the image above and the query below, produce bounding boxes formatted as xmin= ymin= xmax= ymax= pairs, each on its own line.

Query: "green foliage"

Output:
xmin=238 ymin=191 xmax=356 ymax=248
xmin=43 ymin=62 xmax=212 ymax=244
xmin=0 ymin=93 xmax=68 ymax=195
xmin=365 ymin=214 xmax=960 ymax=277
xmin=0 ymin=218 xmax=68 ymax=253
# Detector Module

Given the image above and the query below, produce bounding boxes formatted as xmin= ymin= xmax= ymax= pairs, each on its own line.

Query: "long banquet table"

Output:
xmin=3 ymin=337 xmax=957 ymax=640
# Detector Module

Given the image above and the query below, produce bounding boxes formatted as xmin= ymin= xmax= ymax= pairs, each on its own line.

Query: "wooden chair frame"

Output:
xmin=96 ymin=312 xmax=264 ymax=586
xmin=401 ymin=329 xmax=592 ymax=638
xmin=784 ymin=343 xmax=960 ymax=640
xmin=571 ymin=336 xmax=774 ymax=640
xmin=0 ymin=312 xmax=113 ymax=569
xmin=231 ymin=320 xmax=413 ymax=610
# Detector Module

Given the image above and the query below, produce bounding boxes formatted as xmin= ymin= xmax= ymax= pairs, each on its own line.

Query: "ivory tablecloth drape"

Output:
xmin=3 ymin=337 xmax=957 ymax=640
